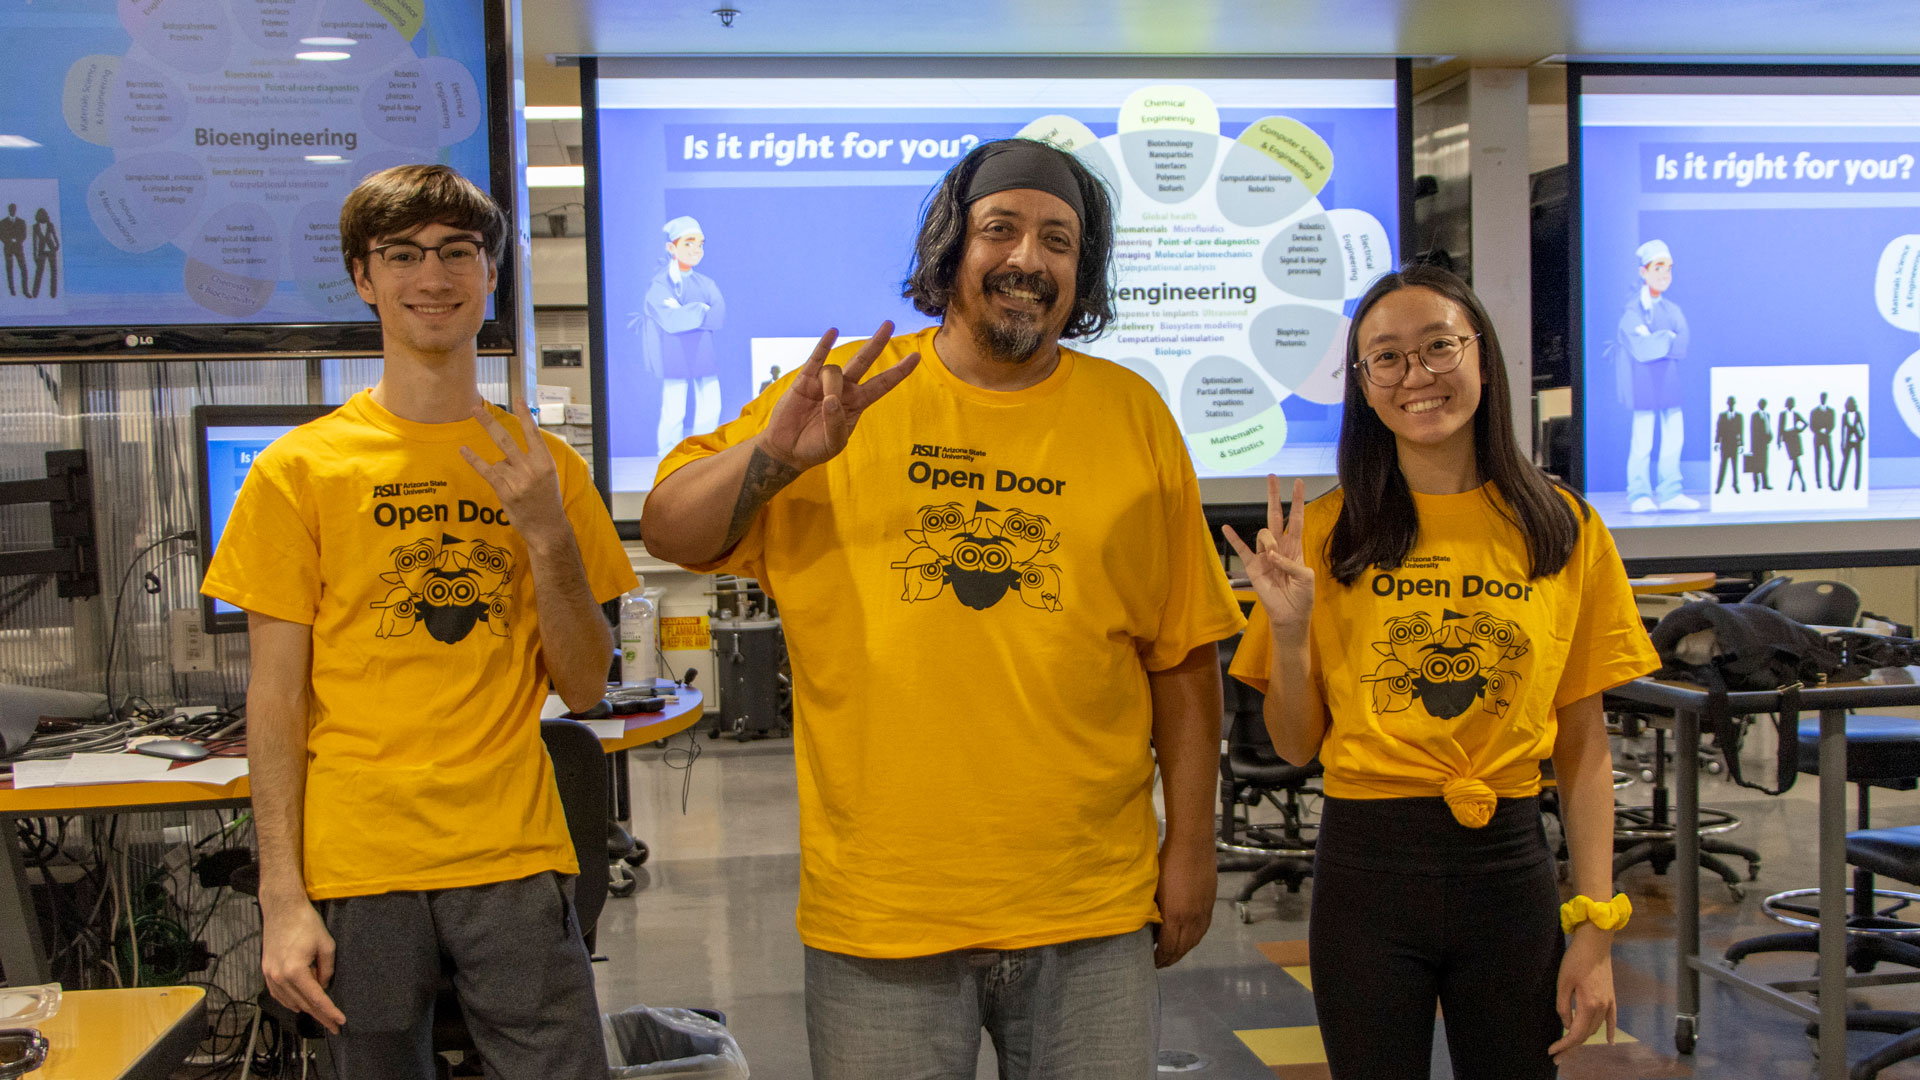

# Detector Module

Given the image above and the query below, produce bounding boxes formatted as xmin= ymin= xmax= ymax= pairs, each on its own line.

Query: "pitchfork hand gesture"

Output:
xmin=1222 ymin=476 xmax=1314 ymax=639
xmin=758 ymin=321 xmax=920 ymax=472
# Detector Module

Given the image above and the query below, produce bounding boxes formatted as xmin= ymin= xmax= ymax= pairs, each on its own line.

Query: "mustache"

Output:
xmin=982 ymin=268 xmax=1059 ymax=306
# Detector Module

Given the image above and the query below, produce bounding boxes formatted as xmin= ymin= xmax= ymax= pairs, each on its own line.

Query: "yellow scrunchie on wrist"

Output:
xmin=1560 ymin=892 xmax=1633 ymax=935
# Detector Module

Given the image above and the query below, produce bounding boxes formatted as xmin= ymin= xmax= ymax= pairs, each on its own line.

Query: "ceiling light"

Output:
xmin=299 ymin=36 xmax=357 ymax=46
xmin=527 ymin=165 xmax=584 ymax=188
xmin=0 ymin=135 xmax=41 ymax=149
xmin=295 ymin=51 xmax=351 ymax=61
xmin=713 ymin=7 xmax=738 ymax=27
xmin=525 ymin=106 xmax=583 ymax=121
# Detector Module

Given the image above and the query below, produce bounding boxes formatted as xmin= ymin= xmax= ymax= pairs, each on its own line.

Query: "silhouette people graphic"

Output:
xmin=1836 ymin=396 xmax=1866 ymax=490
xmin=27 ymin=209 xmax=56 ymax=300
xmin=1808 ymin=392 xmax=1836 ymax=489
xmin=1747 ymin=397 xmax=1772 ymax=490
xmin=0 ymin=205 xmax=26 ymax=298
xmin=1777 ymin=397 xmax=1807 ymax=492
xmin=1714 ymin=395 xmax=1743 ymax=494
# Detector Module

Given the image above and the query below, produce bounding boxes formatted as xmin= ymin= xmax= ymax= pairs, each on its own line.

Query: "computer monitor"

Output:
xmin=194 ymin=403 xmax=335 ymax=633
xmin=583 ymin=57 xmax=1414 ymax=522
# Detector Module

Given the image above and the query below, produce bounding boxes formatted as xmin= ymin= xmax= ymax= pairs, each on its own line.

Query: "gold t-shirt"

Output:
xmin=202 ymin=391 xmax=637 ymax=899
xmin=659 ymin=326 xmax=1245 ymax=957
xmin=1230 ymin=485 xmax=1658 ymax=827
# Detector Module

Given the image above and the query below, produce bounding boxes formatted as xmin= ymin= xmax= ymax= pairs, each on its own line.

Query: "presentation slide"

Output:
xmin=0 ymin=0 xmax=491 ymax=330
xmin=590 ymin=70 xmax=1402 ymax=500
xmin=1578 ymin=72 xmax=1920 ymax=560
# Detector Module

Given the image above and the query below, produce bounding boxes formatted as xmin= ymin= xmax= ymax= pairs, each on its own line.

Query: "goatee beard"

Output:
xmin=976 ymin=318 xmax=1046 ymax=364
xmin=973 ymin=269 xmax=1058 ymax=364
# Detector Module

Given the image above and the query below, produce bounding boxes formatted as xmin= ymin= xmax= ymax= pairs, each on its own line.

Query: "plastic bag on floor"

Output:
xmin=603 ymin=1006 xmax=749 ymax=1078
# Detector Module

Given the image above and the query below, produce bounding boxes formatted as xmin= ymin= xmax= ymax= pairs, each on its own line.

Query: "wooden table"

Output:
xmin=0 ymin=688 xmax=703 ymax=985
xmin=38 ymin=986 xmax=205 ymax=1080
xmin=596 ymin=686 xmax=706 ymax=752
xmin=1609 ymin=667 xmax=1920 ymax=1080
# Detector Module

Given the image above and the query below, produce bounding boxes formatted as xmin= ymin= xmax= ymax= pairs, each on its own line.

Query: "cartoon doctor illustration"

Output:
xmin=634 ymin=215 xmax=726 ymax=457
xmin=1617 ymin=239 xmax=1698 ymax=512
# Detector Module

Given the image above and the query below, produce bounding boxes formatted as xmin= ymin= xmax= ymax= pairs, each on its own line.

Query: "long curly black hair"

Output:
xmin=901 ymin=139 xmax=1117 ymax=341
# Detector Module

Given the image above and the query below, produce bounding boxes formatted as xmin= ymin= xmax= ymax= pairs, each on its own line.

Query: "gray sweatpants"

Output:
xmin=320 ymin=870 xmax=606 ymax=1080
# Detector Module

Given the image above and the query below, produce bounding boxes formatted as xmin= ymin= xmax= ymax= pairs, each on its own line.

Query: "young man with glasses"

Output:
xmin=202 ymin=164 xmax=634 ymax=1080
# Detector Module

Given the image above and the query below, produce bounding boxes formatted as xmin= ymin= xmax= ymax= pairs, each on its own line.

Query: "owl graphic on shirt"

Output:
xmin=1361 ymin=608 xmax=1528 ymax=720
xmin=891 ymin=500 xmax=1062 ymax=612
xmin=371 ymin=533 xmax=517 ymax=644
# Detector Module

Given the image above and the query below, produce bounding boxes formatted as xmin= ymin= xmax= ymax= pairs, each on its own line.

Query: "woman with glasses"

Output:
xmin=1224 ymin=264 xmax=1659 ymax=1079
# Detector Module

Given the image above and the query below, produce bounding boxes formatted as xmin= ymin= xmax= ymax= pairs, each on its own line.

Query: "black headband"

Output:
xmin=962 ymin=140 xmax=1086 ymax=224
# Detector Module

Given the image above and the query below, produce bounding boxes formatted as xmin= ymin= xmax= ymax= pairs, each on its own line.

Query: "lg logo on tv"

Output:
xmin=123 ymin=334 xmax=153 ymax=347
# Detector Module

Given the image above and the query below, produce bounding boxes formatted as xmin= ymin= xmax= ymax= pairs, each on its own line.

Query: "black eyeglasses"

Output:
xmin=369 ymin=239 xmax=487 ymax=275
xmin=1352 ymin=333 xmax=1481 ymax=387
xmin=0 ymin=1029 xmax=48 ymax=1077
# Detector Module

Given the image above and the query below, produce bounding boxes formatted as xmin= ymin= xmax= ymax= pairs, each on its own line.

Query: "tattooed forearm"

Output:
xmin=721 ymin=446 xmax=802 ymax=553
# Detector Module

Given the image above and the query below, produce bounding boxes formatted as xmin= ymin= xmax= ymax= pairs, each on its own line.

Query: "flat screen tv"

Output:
xmin=194 ymin=402 xmax=335 ymax=632
xmin=1571 ymin=63 xmax=1920 ymax=570
xmin=583 ymin=57 xmax=1413 ymax=521
xmin=0 ymin=0 xmax=516 ymax=360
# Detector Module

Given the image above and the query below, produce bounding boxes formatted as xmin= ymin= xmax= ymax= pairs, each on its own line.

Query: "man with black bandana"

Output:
xmin=644 ymin=139 xmax=1243 ymax=1078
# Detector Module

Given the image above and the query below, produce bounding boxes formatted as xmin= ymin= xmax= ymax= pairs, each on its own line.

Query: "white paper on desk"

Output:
xmin=17 ymin=753 xmax=175 ymax=787
xmin=584 ymin=719 xmax=626 ymax=741
xmin=9 ymin=760 xmax=69 ymax=788
xmin=540 ymin=694 xmax=569 ymax=719
xmin=156 ymin=758 xmax=251 ymax=787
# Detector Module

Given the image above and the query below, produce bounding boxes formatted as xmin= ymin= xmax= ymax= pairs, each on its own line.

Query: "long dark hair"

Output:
xmin=1326 ymin=264 xmax=1584 ymax=586
xmin=901 ymin=140 xmax=1116 ymax=340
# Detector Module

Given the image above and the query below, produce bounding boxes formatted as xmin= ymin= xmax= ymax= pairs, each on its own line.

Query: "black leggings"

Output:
xmin=1310 ymin=796 xmax=1564 ymax=1080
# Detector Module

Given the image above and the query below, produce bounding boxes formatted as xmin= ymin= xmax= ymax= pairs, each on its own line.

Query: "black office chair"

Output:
xmin=1747 ymin=576 xmax=1862 ymax=628
xmin=1608 ymin=698 xmax=1762 ymax=898
xmin=1787 ymin=826 xmax=1920 ymax=1080
xmin=1725 ymin=722 xmax=1920 ymax=972
xmin=544 ymin=718 xmax=612 ymax=948
xmin=1721 ymin=579 xmax=1920 ymax=990
xmin=1217 ymin=638 xmax=1320 ymax=923
xmin=431 ymin=719 xmax=611 ymax=1074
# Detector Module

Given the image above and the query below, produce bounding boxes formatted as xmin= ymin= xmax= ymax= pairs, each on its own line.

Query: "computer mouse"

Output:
xmin=133 ymin=739 xmax=211 ymax=762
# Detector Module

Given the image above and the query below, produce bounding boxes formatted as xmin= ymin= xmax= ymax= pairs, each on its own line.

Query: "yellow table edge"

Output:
xmin=598 ymin=687 xmax=706 ymax=752
xmin=40 ymin=986 xmax=206 ymax=1080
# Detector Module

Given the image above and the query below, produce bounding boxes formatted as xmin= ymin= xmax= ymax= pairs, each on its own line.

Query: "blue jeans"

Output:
xmin=805 ymin=927 xmax=1158 ymax=1080
xmin=1626 ymin=406 xmax=1685 ymax=503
